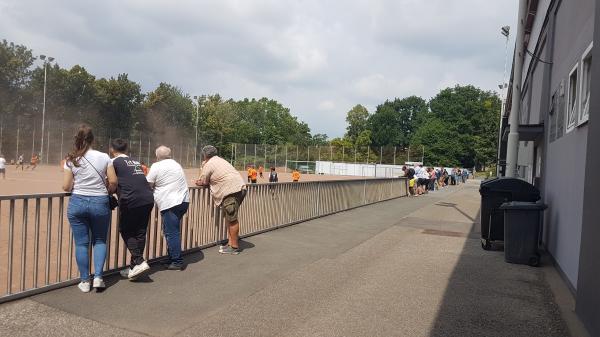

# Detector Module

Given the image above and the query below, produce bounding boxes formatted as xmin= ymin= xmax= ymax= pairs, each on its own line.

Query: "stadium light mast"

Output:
xmin=506 ymin=0 xmax=528 ymax=177
xmin=497 ymin=26 xmax=510 ymax=176
xmin=39 ymin=54 xmax=54 ymax=162
xmin=193 ymin=96 xmax=203 ymax=166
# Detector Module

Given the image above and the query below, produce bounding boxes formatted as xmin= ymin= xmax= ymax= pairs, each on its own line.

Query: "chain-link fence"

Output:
xmin=230 ymin=144 xmax=425 ymax=171
xmin=0 ymin=119 xmax=427 ymax=169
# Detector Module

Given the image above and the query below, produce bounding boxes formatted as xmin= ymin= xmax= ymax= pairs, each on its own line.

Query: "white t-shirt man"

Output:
xmin=146 ymin=159 xmax=189 ymax=211
xmin=415 ymin=166 xmax=426 ymax=179
xmin=63 ymin=149 xmax=112 ymax=196
xmin=0 ymin=156 xmax=6 ymax=170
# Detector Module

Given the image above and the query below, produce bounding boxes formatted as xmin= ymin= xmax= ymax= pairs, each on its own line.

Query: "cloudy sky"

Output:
xmin=0 ymin=0 xmax=517 ymax=138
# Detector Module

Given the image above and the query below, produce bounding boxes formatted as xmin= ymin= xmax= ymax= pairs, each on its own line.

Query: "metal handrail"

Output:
xmin=0 ymin=177 xmax=408 ymax=303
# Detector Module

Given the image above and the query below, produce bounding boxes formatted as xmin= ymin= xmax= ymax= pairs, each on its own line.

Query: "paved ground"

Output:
xmin=0 ymin=180 xmax=571 ymax=337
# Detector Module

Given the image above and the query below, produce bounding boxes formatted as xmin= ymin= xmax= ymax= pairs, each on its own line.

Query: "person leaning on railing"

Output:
xmin=146 ymin=146 xmax=189 ymax=270
xmin=195 ymin=145 xmax=247 ymax=255
xmin=62 ymin=124 xmax=117 ymax=293
xmin=0 ymin=153 xmax=6 ymax=179
xmin=109 ymin=138 xmax=154 ymax=280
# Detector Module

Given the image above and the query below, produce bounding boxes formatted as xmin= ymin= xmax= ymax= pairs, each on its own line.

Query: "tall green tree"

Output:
xmin=428 ymin=85 xmax=500 ymax=168
xmin=95 ymin=74 xmax=144 ymax=136
xmin=345 ymin=104 xmax=369 ymax=142
xmin=0 ymin=40 xmax=35 ymax=122
xmin=411 ymin=118 xmax=462 ymax=166
xmin=368 ymin=95 xmax=428 ymax=147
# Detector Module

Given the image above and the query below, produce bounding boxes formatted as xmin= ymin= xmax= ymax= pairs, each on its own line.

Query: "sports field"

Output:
xmin=0 ymin=164 xmax=363 ymax=196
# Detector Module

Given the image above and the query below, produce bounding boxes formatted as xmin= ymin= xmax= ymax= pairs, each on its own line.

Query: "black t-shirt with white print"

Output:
xmin=112 ymin=155 xmax=154 ymax=209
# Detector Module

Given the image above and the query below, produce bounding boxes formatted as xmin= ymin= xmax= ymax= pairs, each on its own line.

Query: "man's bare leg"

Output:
xmin=228 ymin=220 xmax=240 ymax=248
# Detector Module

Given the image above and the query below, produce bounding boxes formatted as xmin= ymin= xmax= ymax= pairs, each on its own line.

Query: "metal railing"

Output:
xmin=0 ymin=178 xmax=408 ymax=303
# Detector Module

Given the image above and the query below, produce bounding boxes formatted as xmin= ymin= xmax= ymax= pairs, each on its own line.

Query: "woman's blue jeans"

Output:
xmin=67 ymin=194 xmax=111 ymax=281
xmin=161 ymin=202 xmax=189 ymax=265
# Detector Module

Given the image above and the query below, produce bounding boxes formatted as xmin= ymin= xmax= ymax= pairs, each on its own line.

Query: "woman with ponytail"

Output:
xmin=62 ymin=125 xmax=117 ymax=293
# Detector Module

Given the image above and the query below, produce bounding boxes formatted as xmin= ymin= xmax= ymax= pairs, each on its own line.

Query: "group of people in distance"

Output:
xmin=61 ymin=124 xmax=246 ymax=293
xmin=0 ymin=153 xmax=40 ymax=172
xmin=403 ymin=164 xmax=469 ymax=196
xmin=0 ymin=153 xmax=41 ymax=180
xmin=246 ymin=165 xmax=299 ymax=183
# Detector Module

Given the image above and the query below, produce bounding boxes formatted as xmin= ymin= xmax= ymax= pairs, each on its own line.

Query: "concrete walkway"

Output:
xmin=0 ymin=180 xmax=570 ymax=337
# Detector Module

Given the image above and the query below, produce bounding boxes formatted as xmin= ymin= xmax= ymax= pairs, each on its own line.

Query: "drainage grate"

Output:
xmin=421 ymin=229 xmax=468 ymax=238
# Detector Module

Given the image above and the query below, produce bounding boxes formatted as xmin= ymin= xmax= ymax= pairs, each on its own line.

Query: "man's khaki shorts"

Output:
xmin=221 ymin=189 xmax=246 ymax=223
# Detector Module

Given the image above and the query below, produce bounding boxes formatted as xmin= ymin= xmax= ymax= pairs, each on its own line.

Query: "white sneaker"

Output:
xmin=128 ymin=261 xmax=150 ymax=280
xmin=93 ymin=277 xmax=105 ymax=289
xmin=78 ymin=281 xmax=91 ymax=293
xmin=120 ymin=268 xmax=131 ymax=278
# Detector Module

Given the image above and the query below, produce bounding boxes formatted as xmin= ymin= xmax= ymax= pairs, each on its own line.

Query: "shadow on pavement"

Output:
xmin=428 ymin=210 xmax=570 ymax=337
xmin=435 ymin=201 xmax=477 ymax=223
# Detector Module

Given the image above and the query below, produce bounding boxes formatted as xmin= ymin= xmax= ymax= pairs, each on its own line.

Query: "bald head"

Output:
xmin=155 ymin=146 xmax=172 ymax=160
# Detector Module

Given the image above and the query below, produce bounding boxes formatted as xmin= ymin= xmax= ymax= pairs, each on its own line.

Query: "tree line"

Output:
xmin=336 ymin=86 xmax=500 ymax=169
xmin=1 ymin=39 xmax=500 ymax=169
xmin=0 ymin=39 xmax=321 ymax=160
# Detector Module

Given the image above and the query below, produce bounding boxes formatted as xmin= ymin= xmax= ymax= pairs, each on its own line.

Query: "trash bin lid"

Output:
xmin=479 ymin=177 xmax=540 ymax=201
xmin=500 ymin=201 xmax=547 ymax=210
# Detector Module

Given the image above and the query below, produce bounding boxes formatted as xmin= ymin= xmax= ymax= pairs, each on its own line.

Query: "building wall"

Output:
xmin=576 ymin=1 xmax=600 ymax=332
xmin=540 ymin=0 xmax=594 ymax=288
xmin=521 ymin=0 xmax=552 ymax=87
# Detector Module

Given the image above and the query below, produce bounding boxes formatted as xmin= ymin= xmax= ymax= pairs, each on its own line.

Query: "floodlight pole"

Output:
xmin=39 ymin=55 xmax=54 ymax=161
xmin=497 ymin=26 xmax=511 ymax=176
xmin=193 ymin=97 xmax=200 ymax=167
xmin=506 ymin=1 xmax=528 ymax=177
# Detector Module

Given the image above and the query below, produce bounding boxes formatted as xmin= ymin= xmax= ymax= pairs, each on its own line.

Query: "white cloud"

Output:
xmin=317 ymin=100 xmax=336 ymax=111
xmin=0 ymin=0 xmax=517 ymax=138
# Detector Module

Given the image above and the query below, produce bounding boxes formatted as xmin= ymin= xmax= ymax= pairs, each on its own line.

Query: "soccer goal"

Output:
xmin=285 ymin=160 xmax=316 ymax=174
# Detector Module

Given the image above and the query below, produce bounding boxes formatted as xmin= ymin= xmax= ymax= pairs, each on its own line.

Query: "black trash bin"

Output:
xmin=479 ymin=178 xmax=540 ymax=250
xmin=500 ymin=201 xmax=547 ymax=267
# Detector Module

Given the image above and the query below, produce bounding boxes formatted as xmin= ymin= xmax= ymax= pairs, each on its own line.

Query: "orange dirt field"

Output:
xmin=0 ymin=164 xmax=363 ymax=196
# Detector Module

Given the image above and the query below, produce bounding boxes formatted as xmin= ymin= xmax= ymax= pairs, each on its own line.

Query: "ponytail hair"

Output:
xmin=66 ymin=124 xmax=94 ymax=167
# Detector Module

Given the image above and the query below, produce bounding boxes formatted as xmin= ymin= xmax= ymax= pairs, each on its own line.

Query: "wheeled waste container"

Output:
xmin=479 ymin=178 xmax=540 ymax=250
xmin=500 ymin=201 xmax=547 ymax=267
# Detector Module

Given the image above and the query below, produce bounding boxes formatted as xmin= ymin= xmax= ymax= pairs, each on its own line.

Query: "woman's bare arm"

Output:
xmin=106 ymin=165 xmax=118 ymax=194
xmin=62 ymin=170 xmax=74 ymax=192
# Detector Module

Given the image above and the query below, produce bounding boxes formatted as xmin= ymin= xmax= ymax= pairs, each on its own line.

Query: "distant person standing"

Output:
xmin=110 ymin=139 xmax=154 ymax=280
xmin=26 ymin=153 xmax=39 ymax=170
xmin=268 ymin=167 xmax=279 ymax=196
xmin=292 ymin=169 xmax=300 ymax=182
xmin=250 ymin=167 xmax=258 ymax=184
xmin=195 ymin=145 xmax=246 ymax=255
xmin=16 ymin=154 xmax=24 ymax=170
xmin=258 ymin=165 xmax=264 ymax=179
xmin=62 ymin=125 xmax=117 ymax=292
xmin=146 ymin=146 xmax=189 ymax=270
xmin=268 ymin=167 xmax=278 ymax=183
xmin=0 ymin=154 xmax=6 ymax=179
xmin=246 ymin=166 xmax=252 ymax=183
xmin=415 ymin=165 xmax=429 ymax=195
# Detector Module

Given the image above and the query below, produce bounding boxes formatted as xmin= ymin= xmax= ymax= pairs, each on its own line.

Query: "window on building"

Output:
xmin=566 ymin=64 xmax=579 ymax=132
xmin=579 ymin=42 xmax=593 ymax=125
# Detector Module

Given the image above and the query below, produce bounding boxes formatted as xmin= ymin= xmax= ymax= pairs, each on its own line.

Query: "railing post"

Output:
xmin=316 ymin=182 xmax=321 ymax=216
xmin=7 ymin=199 xmax=15 ymax=294
xmin=363 ymin=179 xmax=367 ymax=205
